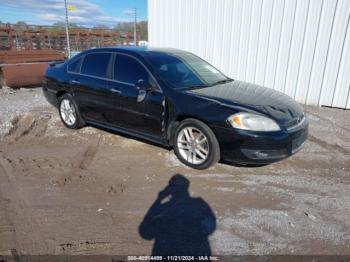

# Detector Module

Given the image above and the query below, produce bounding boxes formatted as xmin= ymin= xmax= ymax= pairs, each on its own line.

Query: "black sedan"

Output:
xmin=43 ymin=47 xmax=308 ymax=169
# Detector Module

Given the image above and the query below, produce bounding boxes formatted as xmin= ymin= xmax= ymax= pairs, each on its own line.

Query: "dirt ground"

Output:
xmin=0 ymin=87 xmax=349 ymax=257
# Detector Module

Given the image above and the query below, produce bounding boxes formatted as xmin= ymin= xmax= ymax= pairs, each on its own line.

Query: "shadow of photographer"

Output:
xmin=139 ymin=174 xmax=216 ymax=256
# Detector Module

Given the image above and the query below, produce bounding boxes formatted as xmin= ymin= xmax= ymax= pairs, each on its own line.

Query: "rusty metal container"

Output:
xmin=1 ymin=62 xmax=49 ymax=87
xmin=0 ymin=50 xmax=65 ymax=64
xmin=0 ymin=50 xmax=65 ymax=88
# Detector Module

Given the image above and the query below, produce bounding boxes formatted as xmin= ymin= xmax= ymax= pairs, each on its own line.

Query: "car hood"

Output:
xmin=186 ymin=80 xmax=304 ymax=126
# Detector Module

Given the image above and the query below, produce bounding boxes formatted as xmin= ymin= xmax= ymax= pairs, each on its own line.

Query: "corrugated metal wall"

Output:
xmin=148 ymin=0 xmax=350 ymax=109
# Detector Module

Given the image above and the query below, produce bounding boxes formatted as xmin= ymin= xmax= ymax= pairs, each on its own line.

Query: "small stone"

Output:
xmin=304 ymin=212 xmax=316 ymax=220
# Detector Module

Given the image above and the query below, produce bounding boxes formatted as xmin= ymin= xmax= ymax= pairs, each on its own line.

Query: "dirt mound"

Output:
xmin=4 ymin=113 xmax=51 ymax=142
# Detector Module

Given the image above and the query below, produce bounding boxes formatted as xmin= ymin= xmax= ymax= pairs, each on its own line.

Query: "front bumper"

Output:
xmin=213 ymin=117 xmax=309 ymax=165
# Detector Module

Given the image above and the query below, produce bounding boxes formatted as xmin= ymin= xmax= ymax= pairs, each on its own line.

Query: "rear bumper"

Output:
xmin=213 ymin=117 xmax=309 ymax=165
xmin=42 ymin=82 xmax=58 ymax=107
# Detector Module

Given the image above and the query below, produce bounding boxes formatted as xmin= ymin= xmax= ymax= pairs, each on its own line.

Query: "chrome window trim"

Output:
xmin=66 ymin=51 xmax=163 ymax=93
xmin=67 ymin=71 xmax=136 ymax=87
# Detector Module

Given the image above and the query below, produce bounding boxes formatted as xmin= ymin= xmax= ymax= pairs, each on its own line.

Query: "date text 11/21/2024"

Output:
xmin=126 ymin=255 xmax=219 ymax=261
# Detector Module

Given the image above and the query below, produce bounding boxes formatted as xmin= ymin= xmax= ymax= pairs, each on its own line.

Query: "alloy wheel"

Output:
xmin=60 ymin=99 xmax=76 ymax=126
xmin=177 ymin=127 xmax=210 ymax=165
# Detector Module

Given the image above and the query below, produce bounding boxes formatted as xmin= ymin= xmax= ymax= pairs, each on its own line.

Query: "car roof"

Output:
xmin=82 ymin=46 xmax=187 ymax=57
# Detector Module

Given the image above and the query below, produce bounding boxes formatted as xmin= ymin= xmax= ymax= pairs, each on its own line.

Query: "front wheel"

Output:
xmin=58 ymin=93 xmax=85 ymax=129
xmin=173 ymin=118 xmax=220 ymax=169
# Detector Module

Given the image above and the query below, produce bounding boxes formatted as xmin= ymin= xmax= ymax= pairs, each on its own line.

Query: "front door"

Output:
xmin=107 ymin=53 xmax=164 ymax=139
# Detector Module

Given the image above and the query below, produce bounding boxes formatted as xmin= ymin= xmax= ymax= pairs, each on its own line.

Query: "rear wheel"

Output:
xmin=58 ymin=93 xmax=84 ymax=129
xmin=173 ymin=118 xmax=220 ymax=169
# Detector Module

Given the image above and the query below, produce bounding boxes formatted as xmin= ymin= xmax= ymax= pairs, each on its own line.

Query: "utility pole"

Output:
xmin=133 ymin=7 xmax=137 ymax=46
xmin=123 ymin=8 xmax=137 ymax=45
xmin=64 ymin=0 xmax=71 ymax=57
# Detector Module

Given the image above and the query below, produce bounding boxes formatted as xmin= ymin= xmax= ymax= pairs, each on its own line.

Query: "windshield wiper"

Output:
xmin=177 ymin=84 xmax=208 ymax=90
xmin=210 ymin=78 xmax=233 ymax=86
xmin=178 ymin=79 xmax=233 ymax=90
xmin=187 ymin=84 xmax=209 ymax=89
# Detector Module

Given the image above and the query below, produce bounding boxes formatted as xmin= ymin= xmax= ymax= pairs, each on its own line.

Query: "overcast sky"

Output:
xmin=0 ymin=0 xmax=147 ymax=27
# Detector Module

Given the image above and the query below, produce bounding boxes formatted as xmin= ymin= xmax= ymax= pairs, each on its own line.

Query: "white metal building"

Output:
xmin=148 ymin=0 xmax=350 ymax=109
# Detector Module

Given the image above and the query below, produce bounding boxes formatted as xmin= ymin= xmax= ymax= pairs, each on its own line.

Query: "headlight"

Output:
xmin=227 ymin=112 xmax=280 ymax=132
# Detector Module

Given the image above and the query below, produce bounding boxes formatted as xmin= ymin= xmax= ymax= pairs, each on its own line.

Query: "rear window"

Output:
xmin=80 ymin=53 xmax=111 ymax=78
xmin=67 ymin=57 xmax=82 ymax=73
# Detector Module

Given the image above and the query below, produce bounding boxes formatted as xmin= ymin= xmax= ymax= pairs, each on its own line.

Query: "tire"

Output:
xmin=58 ymin=93 xmax=85 ymax=129
xmin=173 ymin=118 xmax=220 ymax=169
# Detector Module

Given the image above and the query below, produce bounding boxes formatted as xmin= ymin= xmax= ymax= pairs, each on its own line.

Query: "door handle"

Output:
xmin=71 ymin=79 xmax=80 ymax=85
xmin=111 ymin=88 xmax=121 ymax=94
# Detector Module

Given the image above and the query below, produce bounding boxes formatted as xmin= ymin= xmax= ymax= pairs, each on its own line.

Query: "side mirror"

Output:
xmin=136 ymin=79 xmax=154 ymax=102
xmin=137 ymin=79 xmax=155 ymax=92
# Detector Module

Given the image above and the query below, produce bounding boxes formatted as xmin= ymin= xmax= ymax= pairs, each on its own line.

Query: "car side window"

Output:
xmin=67 ymin=56 xmax=82 ymax=73
xmin=114 ymin=54 xmax=149 ymax=85
xmin=80 ymin=53 xmax=111 ymax=78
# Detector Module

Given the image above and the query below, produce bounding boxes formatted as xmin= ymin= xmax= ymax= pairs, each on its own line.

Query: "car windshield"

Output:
xmin=146 ymin=52 xmax=230 ymax=89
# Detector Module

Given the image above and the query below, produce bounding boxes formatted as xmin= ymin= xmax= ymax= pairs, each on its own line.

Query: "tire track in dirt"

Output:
xmin=16 ymin=119 xmax=37 ymax=140
xmin=306 ymin=111 xmax=350 ymax=133
xmin=79 ymin=142 xmax=100 ymax=170
xmin=54 ymin=136 xmax=101 ymax=186
xmin=77 ymin=135 xmax=101 ymax=171
xmin=5 ymin=116 xmax=21 ymax=137
xmin=308 ymin=134 xmax=349 ymax=155
xmin=57 ymin=240 xmax=113 ymax=254
xmin=4 ymin=114 xmax=52 ymax=142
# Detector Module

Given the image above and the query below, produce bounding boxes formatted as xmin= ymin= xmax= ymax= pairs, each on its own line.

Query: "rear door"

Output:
xmin=107 ymin=53 xmax=164 ymax=138
xmin=70 ymin=52 xmax=113 ymax=122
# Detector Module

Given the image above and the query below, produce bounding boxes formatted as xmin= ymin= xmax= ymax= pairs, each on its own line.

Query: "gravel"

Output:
xmin=0 ymin=87 xmax=49 ymax=138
